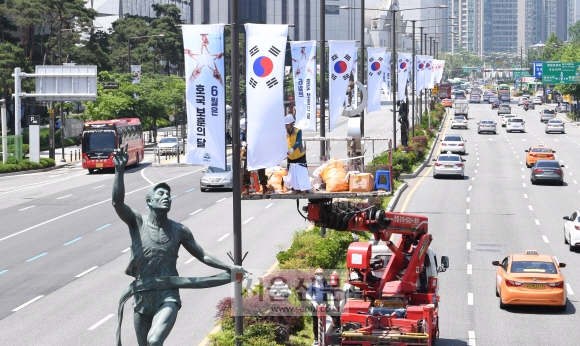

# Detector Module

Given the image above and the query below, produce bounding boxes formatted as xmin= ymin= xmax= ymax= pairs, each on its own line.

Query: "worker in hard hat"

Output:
xmin=285 ymin=114 xmax=306 ymax=168
xmin=306 ymin=268 xmax=336 ymax=345
xmin=240 ymin=120 xmax=269 ymax=195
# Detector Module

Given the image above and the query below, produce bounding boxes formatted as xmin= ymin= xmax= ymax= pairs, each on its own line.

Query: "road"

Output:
xmin=395 ymin=100 xmax=580 ymax=345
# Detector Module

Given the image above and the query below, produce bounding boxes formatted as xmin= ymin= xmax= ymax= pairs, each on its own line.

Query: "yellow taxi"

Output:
xmin=441 ymin=98 xmax=452 ymax=108
xmin=525 ymin=145 xmax=556 ymax=168
xmin=493 ymin=250 xmax=567 ymax=311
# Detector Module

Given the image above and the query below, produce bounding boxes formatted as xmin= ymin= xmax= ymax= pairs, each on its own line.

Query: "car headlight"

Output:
xmin=201 ymin=178 xmax=210 ymax=182
xmin=222 ymin=176 xmax=232 ymax=182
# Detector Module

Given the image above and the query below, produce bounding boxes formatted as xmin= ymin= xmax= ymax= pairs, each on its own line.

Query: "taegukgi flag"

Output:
xmin=245 ymin=24 xmax=288 ymax=170
xmin=435 ymin=60 xmax=446 ymax=83
xmin=328 ymin=40 xmax=356 ymax=132
xmin=131 ymin=65 xmax=141 ymax=84
xmin=415 ymin=55 xmax=428 ymax=93
xmin=290 ymin=41 xmax=317 ymax=131
xmin=424 ymin=56 xmax=434 ymax=89
xmin=367 ymin=47 xmax=386 ymax=113
xmin=182 ymin=24 xmax=226 ymax=169
xmin=397 ymin=52 xmax=412 ymax=100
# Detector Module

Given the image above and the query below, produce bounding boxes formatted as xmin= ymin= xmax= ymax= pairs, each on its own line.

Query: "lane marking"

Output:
xmin=0 ymin=270 xmax=8 ymax=275
xmin=0 ymin=174 xmax=85 ymax=196
xmin=12 ymin=295 xmax=44 ymax=312
xmin=474 ymin=170 xmax=477 ymax=174
xmin=18 ymin=205 xmax=36 ymax=211
xmin=466 ymin=209 xmax=470 ymax=214
xmin=92 ymin=185 xmax=105 ymax=189
xmin=96 ymin=224 xmax=111 ymax=231
xmin=468 ymin=186 xmax=472 ymax=191
xmin=122 ymin=247 xmax=131 ymax=253
xmin=216 ymin=198 xmax=227 ymax=203
xmin=185 ymin=188 xmax=197 ymax=193
xmin=25 ymin=252 xmax=48 ymax=262
xmin=471 ymin=177 xmax=475 ymax=181
xmin=88 ymin=314 xmax=115 ymax=331
xmin=467 ymin=264 xmax=472 ymax=275
xmin=535 ymin=219 xmax=540 ymax=225
xmin=523 ymin=183 xmax=526 ymax=187
xmin=466 ymin=197 xmax=470 ymax=202
xmin=566 ymin=283 xmax=574 ymax=295
xmin=521 ymin=168 xmax=524 ymax=171
xmin=64 ymin=237 xmax=83 ymax=246
xmin=522 ymin=175 xmax=525 ymax=179
xmin=570 ymin=172 xmax=573 ymax=176
xmin=468 ymin=331 xmax=476 ymax=346
xmin=185 ymin=257 xmax=197 ymax=264
xmin=542 ymin=235 xmax=549 ymax=243
xmin=466 ymin=223 xmax=471 ymax=230
xmin=528 ymin=205 xmax=533 ymax=211
xmin=265 ymin=203 xmax=274 ymax=209
xmin=477 ymin=163 xmax=479 ymax=167
xmin=217 ymin=233 xmax=230 ymax=242
xmin=190 ymin=209 xmax=203 ymax=215
xmin=170 ymin=195 xmax=179 ymax=199
xmin=243 ymin=217 xmax=255 ymax=225
xmin=140 ymin=167 xmax=154 ymax=185
xmin=574 ymin=180 xmax=578 ymax=185
xmin=467 ymin=242 xmax=471 ymax=250
xmin=57 ymin=194 xmax=72 ymax=199
xmin=468 ymin=292 xmax=474 ymax=305
xmin=76 ymin=266 xmax=98 ymax=278
xmin=524 ymin=194 xmax=528 ymax=198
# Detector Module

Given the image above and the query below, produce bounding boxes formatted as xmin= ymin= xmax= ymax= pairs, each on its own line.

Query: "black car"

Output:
xmin=530 ymin=160 xmax=565 ymax=185
xmin=491 ymin=99 xmax=501 ymax=109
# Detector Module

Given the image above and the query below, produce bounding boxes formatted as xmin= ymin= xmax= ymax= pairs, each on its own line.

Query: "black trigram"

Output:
xmin=331 ymin=74 xmax=337 ymax=80
xmin=249 ymin=78 xmax=257 ymax=88
xmin=377 ymin=71 xmax=382 ymax=75
xmin=369 ymin=57 xmax=374 ymax=63
xmin=331 ymin=54 xmax=338 ymax=61
xmin=344 ymin=54 xmax=351 ymax=61
xmin=378 ymin=57 xmax=384 ymax=62
xmin=249 ymin=46 xmax=259 ymax=57
xmin=343 ymin=74 xmax=350 ymax=80
xmin=268 ymin=46 xmax=281 ymax=57
xmin=368 ymin=72 xmax=373 ymax=76
xmin=266 ymin=78 xmax=278 ymax=88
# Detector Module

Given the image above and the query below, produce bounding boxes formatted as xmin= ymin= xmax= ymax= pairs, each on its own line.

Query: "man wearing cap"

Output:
xmin=112 ymin=146 xmax=248 ymax=345
xmin=306 ymin=268 xmax=335 ymax=345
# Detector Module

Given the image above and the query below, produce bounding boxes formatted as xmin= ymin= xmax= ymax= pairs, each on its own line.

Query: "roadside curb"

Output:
xmin=386 ymin=182 xmax=408 ymax=212
xmin=0 ymin=163 xmax=75 ymax=177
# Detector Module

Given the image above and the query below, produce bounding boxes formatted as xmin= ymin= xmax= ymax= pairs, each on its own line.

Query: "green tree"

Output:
xmin=568 ymin=20 xmax=580 ymax=44
xmin=0 ymin=41 xmax=30 ymax=130
xmin=541 ymin=32 xmax=563 ymax=61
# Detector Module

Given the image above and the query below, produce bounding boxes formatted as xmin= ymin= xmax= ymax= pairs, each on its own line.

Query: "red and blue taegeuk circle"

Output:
xmin=253 ymin=56 xmax=274 ymax=77
xmin=334 ymin=61 xmax=348 ymax=74
xmin=426 ymin=63 xmax=431 ymax=68
xmin=399 ymin=61 xmax=407 ymax=69
xmin=418 ymin=63 xmax=425 ymax=69
xmin=371 ymin=62 xmax=381 ymax=71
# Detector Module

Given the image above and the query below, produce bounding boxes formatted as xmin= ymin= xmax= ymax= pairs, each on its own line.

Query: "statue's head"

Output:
xmin=146 ymin=182 xmax=172 ymax=212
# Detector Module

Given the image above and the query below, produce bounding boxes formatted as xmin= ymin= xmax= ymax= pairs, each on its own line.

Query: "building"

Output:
xmin=450 ymin=0 xmax=481 ymax=53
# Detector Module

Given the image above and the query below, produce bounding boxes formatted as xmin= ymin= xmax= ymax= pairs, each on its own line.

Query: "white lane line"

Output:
xmin=516 ymin=156 xmax=519 ymax=159
xmin=523 ymin=183 xmax=526 ymax=187
xmin=468 ymin=293 xmax=474 ymax=305
xmin=467 ymin=242 xmax=471 ymax=250
xmin=185 ymin=257 xmax=197 ymax=264
xmin=535 ymin=219 xmax=540 ymax=225
xmin=92 ymin=185 xmax=105 ymax=189
xmin=265 ymin=203 xmax=274 ymax=209
xmin=467 ymin=264 xmax=472 ymax=275
xmin=466 ymin=209 xmax=470 ymax=215
xmin=570 ymin=172 xmax=573 ymax=176
xmin=466 ymin=197 xmax=470 ymax=202
xmin=243 ymin=217 xmax=255 ymax=225
xmin=566 ymin=283 xmax=575 ymax=295
xmin=477 ymin=163 xmax=479 ymax=167
xmin=18 ymin=205 xmax=36 ymax=211
xmin=574 ymin=180 xmax=578 ymax=184
xmin=12 ymin=296 xmax=44 ymax=312
xmin=471 ymin=177 xmax=475 ymax=181
xmin=140 ymin=168 xmax=154 ymax=185
xmin=88 ymin=314 xmax=115 ymax=331
xmin=474 ymin=170 xmax=477 ymax=174
xmin=190 ymin=208 xmax=203 ymax=215
xmin=217 ymin=233 xmax=230 ymax=242
xmin=468 ymin=331 xmax=476 ymax=346
xmin=520 ymin=161 xmax=523 ymax=165
xmin=521 ymin=168 xmax=524 ymax=171
xmin=468 ymin=186 xmax=472 ymax=191
xmin=524 ymin=194 xmax=528 ymax=198
xmin=56 ymin=194 xmax=72 ymax=199
xmin=467 ymin=223 xmax=471 ymax=230
xmin=522 ymin=175 xmax=525 ymax=179
xmin=528 ymin=205 xmax=533 ymax=211
xmin=216 ymin=198 xmax=227 ymax=203
xmin=122 ymin=247 xmax=131 ymax=253
xmin=76 ymin=266 xmax=98 ymax=278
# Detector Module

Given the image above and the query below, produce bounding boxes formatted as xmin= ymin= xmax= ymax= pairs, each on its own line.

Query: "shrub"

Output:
xmin=0 ymin=157 xmax=55 ymax=174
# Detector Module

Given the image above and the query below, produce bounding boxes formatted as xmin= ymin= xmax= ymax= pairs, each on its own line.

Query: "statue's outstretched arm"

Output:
xmin=112 ymin=146 xmax=138 ymax=227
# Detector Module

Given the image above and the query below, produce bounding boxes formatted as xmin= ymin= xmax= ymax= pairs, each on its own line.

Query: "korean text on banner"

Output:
xmin=290 ymin=41 xmax=317 ymax=131
xmin=397 ymin=53 xmax=412 ymax=100
xmin=182 ymin=24 xmax=226 ymax=169
xmin=382 ymin=52 xmax=391 ymax=94
xmin=131 ymin=65 xmax=141 ymax=84
xmin=367 ymin=47 xmax=386 ymax=113
xmin=245 ymin=24 xmax=289 ymax=170
xmin=425 ymin=56 xmax=434 ymax=89
xmin=328 ymin=40 xmax=356 ymax=132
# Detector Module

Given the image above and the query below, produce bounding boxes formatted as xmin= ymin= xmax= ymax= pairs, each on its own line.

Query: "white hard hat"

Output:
xmin=284 ymin=114 xmax=295 ymax=125
xmin=240 ymin=118 xmax=246 ymax=130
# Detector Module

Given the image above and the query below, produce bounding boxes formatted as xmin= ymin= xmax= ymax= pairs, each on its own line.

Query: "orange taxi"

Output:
xmin=493 ymin=250 xmax=567 ymax=311
xmin=441 ymin=98 xmax=452 ymax=108
xmin=525 ymin=145 xmax=556 ymax=168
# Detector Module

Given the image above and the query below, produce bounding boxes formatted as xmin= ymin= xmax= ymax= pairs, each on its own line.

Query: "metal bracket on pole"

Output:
xmin=1 ymin=99 xmax=7 ymax=164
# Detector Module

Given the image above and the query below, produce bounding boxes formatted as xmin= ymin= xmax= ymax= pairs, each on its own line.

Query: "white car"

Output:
xmin=433 ymin=152 xmax=465 ymax=179
xmin=506 ymin=117 xmax=526 ymax=133
xmin=156 ymin=137 xmax=183 ymax=155
xmin=564 ymin=211 xmax=580 ymax=251
xmin=501 ymin=114 xmax=516 ymax=127
xmin=545 ymin=119 xmax=565 ymax=134
xmin=440 ymin=135 xmax=466 ymax=154
xmin=450 ymin=116 xmax=468 ymax=129
xmin=532 ymin=96 xmax=543 ymax=105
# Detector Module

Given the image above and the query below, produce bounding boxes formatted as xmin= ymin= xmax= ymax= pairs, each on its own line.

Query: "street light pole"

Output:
xmin=127 ymin=38 xmax=131 ymax=73
xmin=391 ymin=9 xmax=397 ymax=147
xmin=411 ymin=20 xmax=416 ymax=138
xmin=359 ymin=0 xmax=365 ymax=141
xmin=419 ymin=27 xmax=424 ymax=124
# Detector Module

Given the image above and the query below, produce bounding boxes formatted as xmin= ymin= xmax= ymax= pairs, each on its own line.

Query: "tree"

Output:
xmin=568 ymin=20 xmax=580 ymax=44
xmin=0 ymin=41 xmax=30 ymax=132
xmin=541 ymin=33 xmax=563 ymax=62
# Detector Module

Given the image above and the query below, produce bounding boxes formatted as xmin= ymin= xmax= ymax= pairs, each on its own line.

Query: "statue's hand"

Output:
xmin=230 ymin=265 xmax=251 ymax=281
xmin=113 ymin=144 xmax=129 ymax=170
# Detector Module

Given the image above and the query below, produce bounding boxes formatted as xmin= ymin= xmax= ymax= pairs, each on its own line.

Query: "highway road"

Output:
xmin=0 ymin=99 xmax=397 ymax=345
xmin=395 ymin=100 xmax=580 ymax=345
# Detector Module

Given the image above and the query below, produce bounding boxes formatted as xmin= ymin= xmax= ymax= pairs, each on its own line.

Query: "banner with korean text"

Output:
xmin=245 ymin=24 xmax=289 ymax=170
xmin=397 ymin=53 xmax=412 ymax=100
xmin=328 ymin=40 xmax=356 ymax=132
xmin=182 ymin=24 xmax=226 ymax=169
xmin=367 ymin=47 xmax=386 ymax=113
xmin=290 ymin=41 xmax=317 ymax=131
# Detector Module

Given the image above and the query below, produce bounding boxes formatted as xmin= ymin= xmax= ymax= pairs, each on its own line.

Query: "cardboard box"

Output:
xmin=349 ymin=173 xmax=374 ymax=192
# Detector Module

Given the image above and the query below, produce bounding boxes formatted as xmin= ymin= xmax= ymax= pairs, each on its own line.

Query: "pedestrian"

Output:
xmin=306 ymin=268 xmax=336 ymax=345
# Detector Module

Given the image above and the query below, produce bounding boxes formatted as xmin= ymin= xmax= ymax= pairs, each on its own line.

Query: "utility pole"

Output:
xmin=391 ymin=9 xmax=397 ymax=147
xmin=320 ymin=0 xmax=327 ymax=238
xmin=411 ymin=20 xmax=416 ymax=138
xmin=359 ymin=0 xmax=365 ymax=140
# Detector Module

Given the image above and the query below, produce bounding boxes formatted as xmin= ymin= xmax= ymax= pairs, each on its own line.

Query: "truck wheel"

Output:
xmin=88 ymin=168 xmax=95 ymax=174
xmin=557 ymin=304 xmax=567 ymax=312
xmin=499 ymin=292 xmax=507 ymax=310
xmin=135 ymin=153 xmax=140 ymax=167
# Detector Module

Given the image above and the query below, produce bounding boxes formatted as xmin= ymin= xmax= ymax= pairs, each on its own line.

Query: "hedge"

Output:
xmin=0 ymin=158 xmax=55 ymax=174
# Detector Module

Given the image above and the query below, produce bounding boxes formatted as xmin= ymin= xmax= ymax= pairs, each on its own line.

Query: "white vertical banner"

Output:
xmin=382 ymin=52 xmax=391 ymax=94
xmin=182 ymin=24 xmax=226 ymax=169
xmin=366 ymin=47 xmax=386 ymax=113
xmin=415 ymin=55 xmax=428 ymax=93
xmin=397 ymin=52 xmax=412 ymax=100
xmin=351 ymin=50 xmax=358 ymax=109
xmin=245 ymin=24 xmax=288 ymax=170
xmin=328 ymin=40 xmax=356 ymax=132
xmin=131 ymin=65 xmax=141 ymax=84
xmin=290 ymin=41 xmax=317 ymax=131
xmin=436 ymin=60 xmax=446 ymax=83
xmin=425 ymin=56 xmax=435 ymax=89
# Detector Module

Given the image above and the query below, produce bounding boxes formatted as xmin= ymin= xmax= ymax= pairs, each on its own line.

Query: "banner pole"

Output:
xmin=320 ymin=0 xmax=327 ymax=238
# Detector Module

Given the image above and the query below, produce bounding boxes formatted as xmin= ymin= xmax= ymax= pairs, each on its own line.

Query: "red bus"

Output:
xmin=81 ymin=118 xmax=144 ymax=174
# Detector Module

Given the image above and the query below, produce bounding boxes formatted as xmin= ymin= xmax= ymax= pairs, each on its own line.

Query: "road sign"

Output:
xmin=542 ymin=62 xmax=580 ymax=84
xmin=513 ymin=70 xmax=532 ymax=78
xmin=432 ymin=85 xmax=438 ymax=95
xmin=28 ymin=115 xmax=39 ymax=125
xmin=546 ymin=88 xmax=551 ymax=94
xmin=35 ymin=65 xmax=97 ymax=101
xmin=533 ymin=61 xmax=543 ymax=78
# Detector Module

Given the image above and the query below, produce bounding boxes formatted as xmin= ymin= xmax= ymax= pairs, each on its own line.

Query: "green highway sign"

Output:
xmin=512 ymin=70 xmax=532 ymax=78
xmin=542 ymin=62 xmax=580 ymax=84
xmin=462 ymin=67 xmax=479 ymax=73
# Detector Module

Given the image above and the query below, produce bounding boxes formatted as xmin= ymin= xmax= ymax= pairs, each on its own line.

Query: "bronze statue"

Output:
xmin=112 ymin=146 xmax=248 ymax=346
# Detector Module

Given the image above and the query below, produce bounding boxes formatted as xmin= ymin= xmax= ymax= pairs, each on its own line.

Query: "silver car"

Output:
xmin=518 ymin=97 xmax=529 ymax=106
xmin=477 ymin=119 xmax=497 ymax=134
xmin=506 ymin=117 xmax=526 ymax=133
xmin=450 ymin=116 xmax=468 ymax=129
xmin=440 ymin=135 xmax=466 ymax=154
xmin=545 ymin=119 xmax=565 ymax=134
xmin=433 ymin=152 xmax=465 ymax=179
xmin=200 ymin=165 xmax=233 ymax=191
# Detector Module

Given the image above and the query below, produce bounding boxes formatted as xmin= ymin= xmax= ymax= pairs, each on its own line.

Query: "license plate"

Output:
xmin=526 ymin=284 xmax=544 ymax=289
xmin=543 ymin=172 xmax=553 ymax=175
xmin=96 ymin=163 xmax=103 ymax=168
xmin=444 ymin=165 xmax=453 ymax=168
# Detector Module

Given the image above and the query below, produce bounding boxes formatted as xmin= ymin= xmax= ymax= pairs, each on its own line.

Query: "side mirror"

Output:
xmin=552 ymin=151 xmax=556 ymax=153
xmin=559 ymin=263 xmax=567 ymax=268
xmin=492 ymin=261 xmax=500 ymax=266
xmin=441 ymin=256 xmax=449 ymax=268
xmin=201 ymin=169 xmax=206 ymax=173
xmin=525 ymin=150 xmax=529 ymax=152
xmin=432 ymin=159 xmax=436 ymax=161
xmin=462 ymin=159 xmax=466 ymax=162
xmin=561 ymin=164 xmax=565 ymax=167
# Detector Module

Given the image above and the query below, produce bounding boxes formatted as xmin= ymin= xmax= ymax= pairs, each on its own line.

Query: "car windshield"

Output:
xmin=531 ymin=148 xmax=551 ymax=153
xmin=481 ymin=121 xmax=494 ymax=124
xmin=536 ymin=161 xmax=560 ymax=168
xmin=543 ymin=110 xmax=555 ymax=114
xmin=548 ymin=120 xmax=562 ymax=124
xmin=510 ymin=261 xmax=557 ymax=274
xmin=437 ymin=155 xmax=460 ymax=161
xmin=444 ymin=136 xmax=462 ymax=141
xmin=500 ymin=105 xmax=510 ymax=108
xmin=509 ymin=119 xmax=523 ymax=123
xmin=159 ymin=138 xmax=178 ymax=143
xmin=207 ymin=165 xmax=232 ymax=173
xmin=454 ymin=116 xmax=465 ymax=120
xmin=504 ymin=116 xmax=515 ymax=119
xmin=82 ymin=131 xmax=116 ymax=152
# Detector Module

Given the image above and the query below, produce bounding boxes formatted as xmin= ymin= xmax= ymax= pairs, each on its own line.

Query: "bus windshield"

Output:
xmin=83 ymin=131 xmax=116 ymax=152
